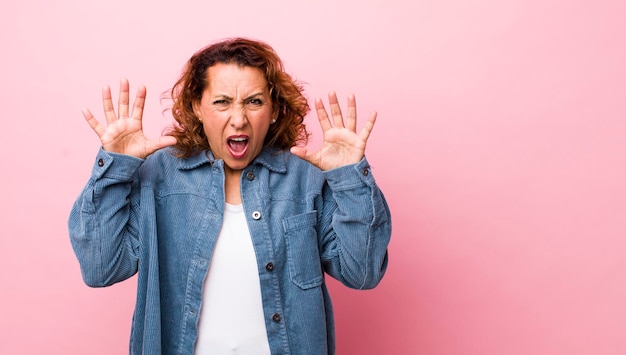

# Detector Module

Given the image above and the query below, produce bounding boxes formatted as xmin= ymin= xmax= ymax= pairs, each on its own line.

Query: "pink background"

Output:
xmin=1 ymin=0 xmax=625 ymax=354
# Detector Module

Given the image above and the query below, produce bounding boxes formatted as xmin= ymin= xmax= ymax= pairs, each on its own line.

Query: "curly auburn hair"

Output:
xmin=164 ymin=37 xmax=310 ymax=158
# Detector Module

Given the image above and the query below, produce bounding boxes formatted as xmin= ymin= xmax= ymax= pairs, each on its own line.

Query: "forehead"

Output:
xmin=205 ymin=63 xmax=268 ymax=93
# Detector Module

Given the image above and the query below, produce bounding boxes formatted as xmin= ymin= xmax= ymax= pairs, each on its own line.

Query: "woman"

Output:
xmin=69 ymin=37 xmax=391 ymax=354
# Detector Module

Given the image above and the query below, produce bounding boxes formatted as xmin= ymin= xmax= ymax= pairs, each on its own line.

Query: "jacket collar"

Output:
xmin=176 ymin=146 xmax=288 ymax=174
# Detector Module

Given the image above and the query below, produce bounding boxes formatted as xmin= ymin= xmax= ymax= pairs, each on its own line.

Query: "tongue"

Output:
xmin=229 ymin=140 xmax=247 ymax=153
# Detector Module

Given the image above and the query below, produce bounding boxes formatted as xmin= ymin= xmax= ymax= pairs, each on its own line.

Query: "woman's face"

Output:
xmin=194 ymin=63 xmax=275 ymax=173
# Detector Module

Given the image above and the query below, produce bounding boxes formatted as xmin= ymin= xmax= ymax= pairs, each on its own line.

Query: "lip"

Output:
xmin=226 ymin=134 xmax=249 ymax=159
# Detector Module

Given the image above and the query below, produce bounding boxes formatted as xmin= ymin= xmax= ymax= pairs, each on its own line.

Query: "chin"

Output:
xmin=224 ymin=160 xmax=249 ymax=172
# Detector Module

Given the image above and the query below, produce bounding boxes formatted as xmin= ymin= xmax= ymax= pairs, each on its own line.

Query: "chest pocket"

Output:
xmin=283 ymin=211 xmax=323 ymax=289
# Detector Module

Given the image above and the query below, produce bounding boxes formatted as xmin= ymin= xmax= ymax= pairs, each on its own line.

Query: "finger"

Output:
xmin=289 ymin=146 xmax=307 ymax=160
xmin=290 ymin=146 xmax=320 ymax=167
xmin=132 ymin=85 xmax=147 ymax=121
xmin=102 ymin=85 xmax=117 ymax=124
xmin=328 ymin=91 xmax=344 ymax=128
xmin=315 ymin=98 xmax=332 ymax=132
xmin=154 ymin=135 xmax=177 ymax=150
xmin=358 ymin=111 xmax=377 ymax=143
xmin=118 ymin=78 xmax=130 ymax=118
xmin=346 ymin=93 xmax=357 ymax=132
xmin=82 ymin=108 xmax=106 ymax=137
xmin=144 ymin=135 xmax=178 ymax=156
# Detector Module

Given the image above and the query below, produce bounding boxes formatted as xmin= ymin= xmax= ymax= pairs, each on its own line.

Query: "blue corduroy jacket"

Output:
xmin=69 ymin=146 xmax=391 ymax=354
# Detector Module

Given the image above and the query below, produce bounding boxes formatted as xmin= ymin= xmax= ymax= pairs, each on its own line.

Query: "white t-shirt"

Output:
xmin=194 ymin=203 xmax=271 ymax=355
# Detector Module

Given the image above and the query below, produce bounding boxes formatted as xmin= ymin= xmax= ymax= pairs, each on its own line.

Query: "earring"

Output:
xmin=271 ymin=117 xmax=277 ymax=124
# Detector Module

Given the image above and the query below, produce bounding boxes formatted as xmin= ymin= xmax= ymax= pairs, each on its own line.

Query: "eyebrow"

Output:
xmin=244 ymin=92 xmax=265 ymax=101
xmin=213 ymin=94 xmax=233 ymax=101
xmin=212 ymin=91 xmax=266 ymax=101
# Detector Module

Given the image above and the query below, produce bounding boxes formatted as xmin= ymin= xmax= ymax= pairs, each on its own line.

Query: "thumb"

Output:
xmin=290 ymin=146 xmax=322 ymax=169
xmin=155 ymin=135 xmax=178 ymax=150
xmin=143 ymin=136 xmax=178 ymax=158
xmin=290 ymin=146 xmax=309 ymax=160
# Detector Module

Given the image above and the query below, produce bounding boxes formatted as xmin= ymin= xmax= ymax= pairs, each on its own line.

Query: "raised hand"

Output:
xmin=83 ymin=79 xmax=177 ymax=159
xmin=290 ymin=91 xmax=377 ymax=171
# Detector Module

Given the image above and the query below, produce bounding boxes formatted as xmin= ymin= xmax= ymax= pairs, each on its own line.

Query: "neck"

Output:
xmin=224 ymin=166 xmax=242 ymax=205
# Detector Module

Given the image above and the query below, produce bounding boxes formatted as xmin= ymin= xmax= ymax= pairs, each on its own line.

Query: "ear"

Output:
xmin=192 ymin=101 xmax=202 ymax=121
xmin=271 ymin=105 xmax=280 ymax=124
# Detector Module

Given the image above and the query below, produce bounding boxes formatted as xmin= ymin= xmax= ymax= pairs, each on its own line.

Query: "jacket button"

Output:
xmin=252 ymin=211 xmax=262 ymax=220
xmin=265 ymin=262 xmax=274 ymax=272
xmin=272 ymin=313 xmax=281 ymax=322
xmin=246 ymin=171 xmax=255 ymax=180
xmin=97 ymin=158 xmax=104 ymax=167
xmin=362 ymin=168 xmax=369 ymax=176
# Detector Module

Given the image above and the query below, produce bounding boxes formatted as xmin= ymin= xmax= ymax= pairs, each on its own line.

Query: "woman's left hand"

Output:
xmin=290 ymin=91 xmax=377 ymax=171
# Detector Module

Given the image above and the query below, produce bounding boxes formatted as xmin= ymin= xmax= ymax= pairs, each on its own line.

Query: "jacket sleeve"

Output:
xmin=319 ymin=157 xmax=392 ymax=290
xmin=68 ymin=148 xmax=144 ymax=287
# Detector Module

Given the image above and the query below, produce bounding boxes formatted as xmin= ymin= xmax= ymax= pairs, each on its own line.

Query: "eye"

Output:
xmin=246 ymin=98 xmax=263 ymax=106
xmin=213 ymin=99 xmax=229 ymax=105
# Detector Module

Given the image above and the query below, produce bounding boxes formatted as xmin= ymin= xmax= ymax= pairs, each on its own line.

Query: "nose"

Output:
xmin=229 ymin=105 xmax=248 ymax=128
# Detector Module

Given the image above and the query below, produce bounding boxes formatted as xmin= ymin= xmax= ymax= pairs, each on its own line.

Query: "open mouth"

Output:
xmin=227 ymin=136 xmax=249 ymax=158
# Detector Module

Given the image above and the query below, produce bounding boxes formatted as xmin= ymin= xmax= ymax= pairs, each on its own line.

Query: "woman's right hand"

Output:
xmin=83 ymin=78 xmax=177 ymax=159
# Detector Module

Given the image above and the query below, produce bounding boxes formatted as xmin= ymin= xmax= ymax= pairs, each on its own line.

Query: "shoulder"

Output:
xmin=256 ymin=147 xmax=320 ymax=176
xmin=142 ymin=147 xmax=179 ymax=168
xmin=140 ymin=147 xmax=212 ymax=180
xmin=144 ymin=147 xmax=211 ymax=168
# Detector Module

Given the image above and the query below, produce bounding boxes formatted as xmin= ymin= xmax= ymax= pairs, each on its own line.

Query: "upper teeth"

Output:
xmin=231 ymin=137 xmax=247 ymax=142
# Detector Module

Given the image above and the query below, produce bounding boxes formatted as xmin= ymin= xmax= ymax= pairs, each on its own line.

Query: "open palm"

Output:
xmin=83 ymin=79 xmax=176 ymax=159
xmin=290 ymin=91 xmax=377 ymax=171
